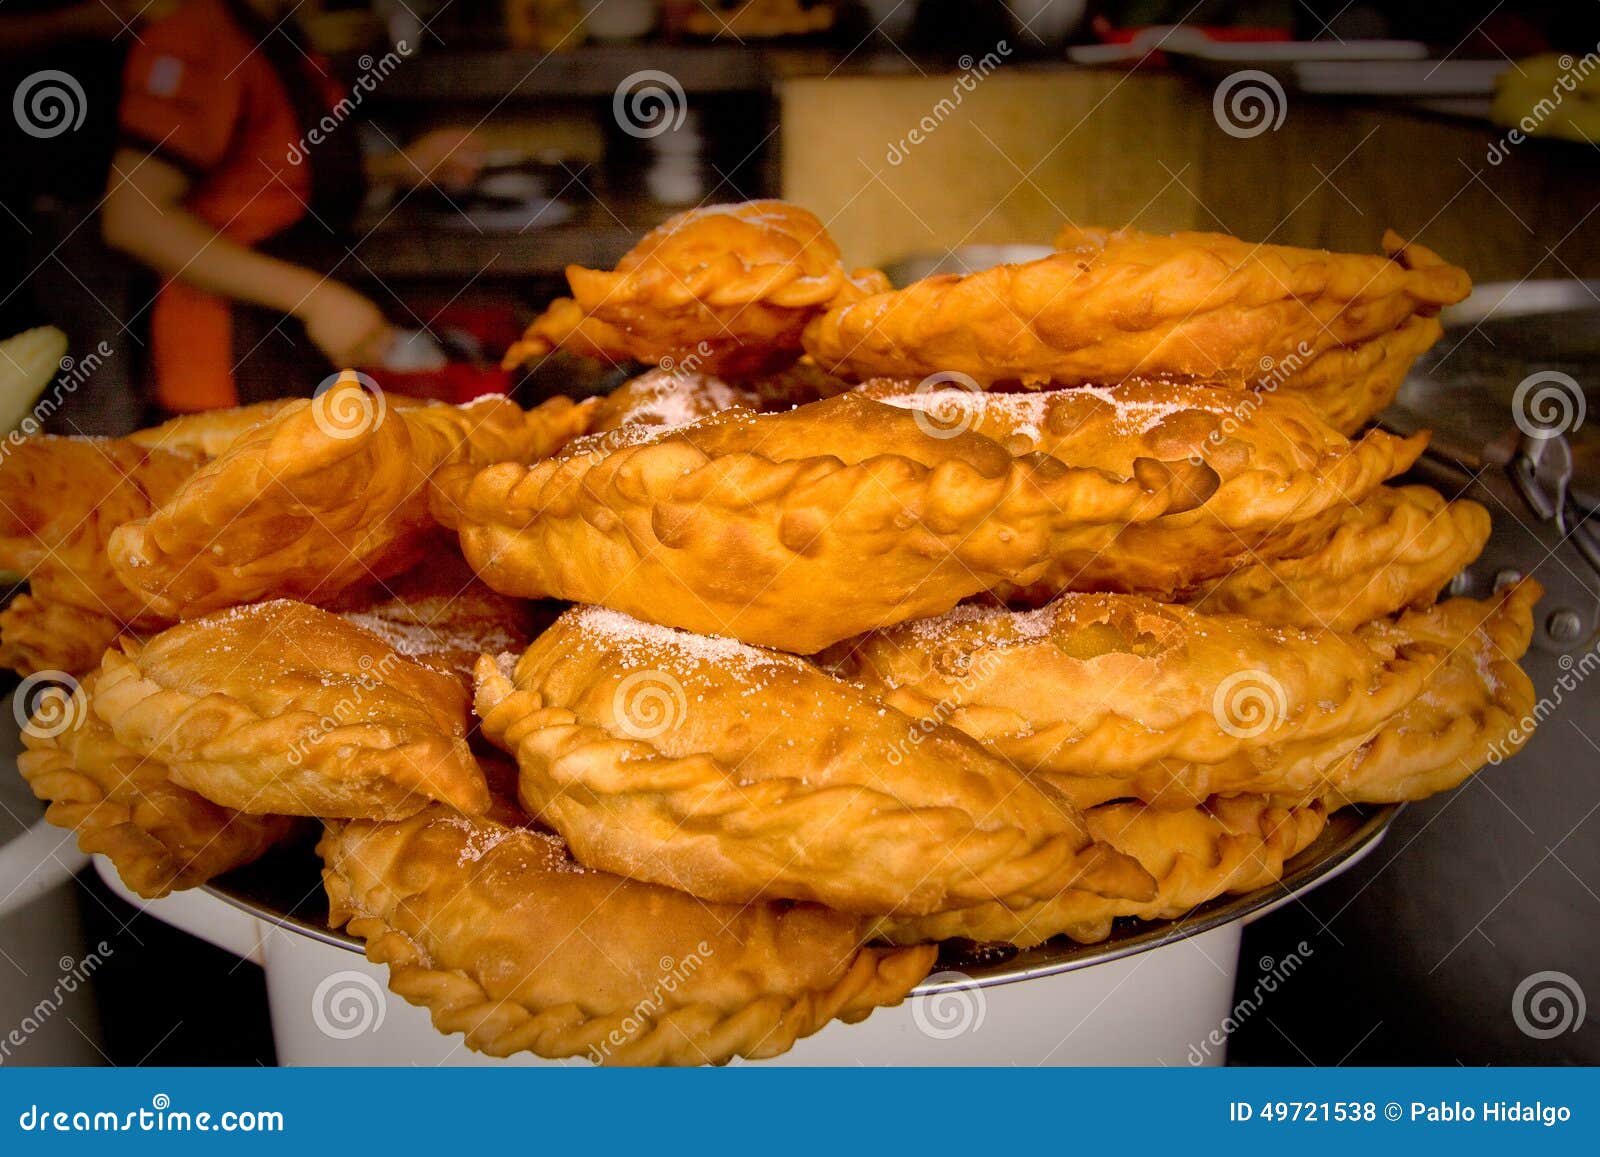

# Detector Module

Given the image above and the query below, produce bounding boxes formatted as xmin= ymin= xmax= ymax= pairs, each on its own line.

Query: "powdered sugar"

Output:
xmin=572 ymin=605 xmax=808 ymax=675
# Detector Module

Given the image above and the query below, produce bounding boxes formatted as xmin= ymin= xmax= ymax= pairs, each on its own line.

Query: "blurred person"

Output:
xmin=99 ymin=0 xmax=483 ymax=413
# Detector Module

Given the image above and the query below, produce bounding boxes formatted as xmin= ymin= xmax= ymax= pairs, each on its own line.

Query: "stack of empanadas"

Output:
xmin=5 ymin=201 xmax=1542 ymax=1066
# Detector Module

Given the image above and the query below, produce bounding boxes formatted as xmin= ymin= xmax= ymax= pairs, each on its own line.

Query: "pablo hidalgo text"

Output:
xmin=1410 ymin=1101 xmax=1572 ymax=1126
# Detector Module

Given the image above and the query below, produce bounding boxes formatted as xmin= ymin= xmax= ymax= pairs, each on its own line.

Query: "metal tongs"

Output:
xmin=1493 ymin=429 xmax=1600 ymax=581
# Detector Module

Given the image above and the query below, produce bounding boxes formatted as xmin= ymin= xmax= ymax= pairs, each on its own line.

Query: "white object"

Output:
xmin=83 ymin=823 xmax=1385 ymax=1066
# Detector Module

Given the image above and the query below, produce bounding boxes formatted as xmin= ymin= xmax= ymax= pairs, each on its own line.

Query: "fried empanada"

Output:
xmin=1320 ymin=580 xmax=1540 ymax=806
xmin=125 ymin=398 xmax=301 ymax=458
xmin=89 ymin=600 xmax=489 ymax=819
xmin=107 ymin=378 xmax=594 ymax=618
xmin=591 ymin=363 xmax=845 ymax=434
xmin=18 ymin=670 xmax=293 ymax=898
xmin=0 ymin=434 xmax=199 ymax=623
xmin=842 ymin=583 xmax=1540 ymax=810
xmin=837 ymin=592 xmax=1438 ymax=810
xmin=474 ymin=605 xmax=1153 ymax=916
xmin=859 ymin=380 xmax=1427 ymax=597
xmin=0 ymin=594 xmax=127 ymax=677
xmin=1276 ymin=315 xmax=1444 ymax=434
xmin=1188 ymin=485 xmax=1491 ymax=632
xmin=873 ymin=795 xmax=1328 ymax=947
xmin=804 ymin=226 xmax=1468 ymax=393
xmin=320 ymin=803 xmax=936 ymax=1066
xmin=438 ymin=392 xmax=1219 ymax=651
xmin=330 ymin=545 xmax=541 ymax=685
xmin=504 ymin=201 xmax=889 ymax=377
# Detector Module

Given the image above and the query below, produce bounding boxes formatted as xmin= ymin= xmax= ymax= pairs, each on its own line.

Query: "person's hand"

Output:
xmin=399 ymin=128 xmax=485 ymax=191
xmin=296 ymin=281 xmax=394 ymax=368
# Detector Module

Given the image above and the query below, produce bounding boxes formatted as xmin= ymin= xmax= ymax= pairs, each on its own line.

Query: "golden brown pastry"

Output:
xmin=504 ymin=201 xmax=889 ymax=377
xmin=590 ymin=363 xmax=846 ymax=433
xmin=1188 ymin=485 xmax=1491 ymax=632
xmin=125 ymin=398 xmax=301 ymax=458
xmin=320 ymin=803 xmax=936 ymax=1066
xmin=842 ymin=582 xmax=1540 ymax=810
xmin=0 ymin=434 xmax=199 ymax=623
xmin=474 ymin=604 xmax=1153 ymax=916
xmin=1320 ymin=580 xmax=1540 ymax=806
xmin=804 ymin=226 xmax=1468 ymax=397
xmin=836 ymin=592 xmax=1438 ymax=810
xmin=436 ymin=391 xmax=1221 ymax=651
xmin=874 ymin=796 xmax=1328 ymax=947
xmin=107 ymin=378 xmax=594 ymax=619
xmin=858 ymin=380 xmax=1427 ymax=598
xmin=0 ymin=594 xmax=127 ymax=677
xmin=18 ymin=670 xmax=293 ymax=898
xmin=1275 ymin=314 xmax=1443 ymax=434
xmin=89 ymin=600 xmax=489 ymax=819
xmin=329 ymin=545 xmax=541 ymax=686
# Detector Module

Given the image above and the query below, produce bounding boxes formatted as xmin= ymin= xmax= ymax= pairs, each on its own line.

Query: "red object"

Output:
xmin=1087 ymin=18 xmax=1292 ymax=68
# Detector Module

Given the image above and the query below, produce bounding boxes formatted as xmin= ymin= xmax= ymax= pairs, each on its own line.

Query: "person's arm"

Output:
xmin=365 ymin=128 xmax=485 ymax=190
xmin=101 ymin=147 xmax=393 ymax=366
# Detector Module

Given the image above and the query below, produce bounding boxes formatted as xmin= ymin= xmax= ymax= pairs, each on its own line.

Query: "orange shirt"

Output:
xmin=119 ymin=0 xmax=342 ymax=410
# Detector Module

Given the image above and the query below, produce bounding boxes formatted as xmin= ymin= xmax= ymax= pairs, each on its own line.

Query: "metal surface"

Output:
xmin=200 ymin=806 xmax=1399 ymax=996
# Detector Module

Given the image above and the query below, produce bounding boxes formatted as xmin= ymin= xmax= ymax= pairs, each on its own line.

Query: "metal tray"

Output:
xmin=201 ymin=804 xmax=1399 ymax=995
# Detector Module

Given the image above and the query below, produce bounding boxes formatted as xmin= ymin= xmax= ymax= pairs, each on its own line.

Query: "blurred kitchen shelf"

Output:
xmin=370 ymin=44 xmax=847 ymax=101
